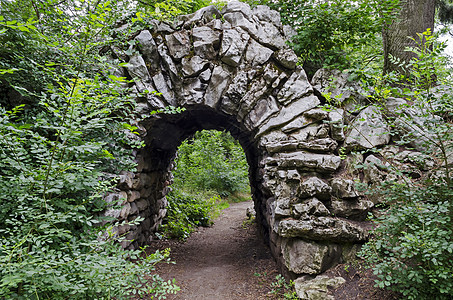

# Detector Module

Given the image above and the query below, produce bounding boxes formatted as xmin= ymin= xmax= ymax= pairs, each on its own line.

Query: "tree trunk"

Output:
xmin=383 ymin=0 xmax=436 ymax=74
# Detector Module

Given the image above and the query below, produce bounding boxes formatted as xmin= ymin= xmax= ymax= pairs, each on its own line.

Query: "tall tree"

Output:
xmin=382 ymin=0 xmax=453 ymax=74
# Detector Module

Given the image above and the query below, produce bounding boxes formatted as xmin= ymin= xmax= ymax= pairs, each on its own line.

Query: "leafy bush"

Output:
xmin=0 ymin=0 xmax=210 ymax=298
xmin=359 ymin=30 xmax=453 ymax=299
xmin=160 ymin=190 xmax=221 ymax=240
xmin=173 ymin=130 xmax=249 ymax=197
xmin=360 ymin=184 xmax=453 ymax=299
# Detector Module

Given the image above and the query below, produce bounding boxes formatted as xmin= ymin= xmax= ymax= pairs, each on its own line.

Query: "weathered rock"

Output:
xmin=281 ymin=109 xmax=328 ymax=133
xmin=135 ymin=30 xmax=159 ymax=71
xmin=277 ymin=68 xmax=313 ymax=106
xmin=312 ymin=68 xmax=368 ymax=110
xmin=165 ymin=30 xmax=191 ymax=59
xmin=292 ymin=198 xmax=330 ymax=219
xmin=204 ymin=65 xmax=231 ymax=108
xmin=181 ymin=77 xmax=207 ymax=105
xmin=127 ymin=190 xmax=141 ymax=203
xmin=278 ymin=217 xmax=368 ymax=242
xmin=286 ymin=169 xmax=301 ymax=181
xmin=245 ymin=39 xmax=273 ymax=66
xmin=223 ymin=12 xmax=258 ymax=36
xmin=152 ymin=72 xmax=176 ymax=106
xmin=126 ymin=54 xmax=153 ymax=93
xmin=118 ymin=172 xmax=134 ymax=189
xmin=136 ymin=199 xmax=149 ymax=211
xmin=181 ymin=56 xmax=209 ymax=77
xmin=275 ymin=152 xmax=341 ymax=173
xmin=329 ymin=198 xmax=374 ymax=220
xmin=265 ymin=140 xmax=298 ymax=153
xmin=221 ymin=1 xmax=253 ymax=16
xmin=394 ymin=150 xmax=435 ymax=170
xmin=295 ymin=275 xmax=346 ymax=300
xmin=297 ymin=138 xmax=338 ymax=153
xmin=253 ymin=21 xmax=286 ymax=49
xmin=257 ymin=94 xmax=320 ymax=136
xmin=221 ymin=70 xmax=250 ymax=114
xmin=149 ymin=20 xmax=175 ymax=34
xmin=273 ymin=48 xmax=298 ymax=69
xmin=238 ymin=77 xmax=270 ymax=120
xmin=274 ymin=198 xmax=291 ymax=218
xmin=193 ymin=26 xmax=220 ymax=45
xmin=193 ymin=26 xmax=221 ymax=59
xmin=281 ymin=239 xmax=340 ymax=275
xmin=252 ymin=5 xmax=282 ymax=28
xmin=330 ymin=178 xmax=359 ymax=198
xmin=129 ymin=202 xmax=139 ymax=215
xmin=178 ymin=5 xmax=221 ymax=27
xmin=199 ymin=68 xmax=212 ymax=82
xmin=328 ymin=108 xmax=345 ymax=141
xmin=298 ymin=177 xmax=331 ymax=200
xmin=120 ymin=202 xmax=131 ymax=219
xmin=363 ymin=155 xmax=386 ymax=184
xmin=104 ymin=207 xmax=121 ymax=219
xmin=157 ymin=44 xmax=179 ymax=83
xmin=345 ymin=106 xmax=391 ymax=150
xmin=220 ymin=28 xmax=250 ymax=67
xmin=244 ymin=96 xmax=279 ymax=129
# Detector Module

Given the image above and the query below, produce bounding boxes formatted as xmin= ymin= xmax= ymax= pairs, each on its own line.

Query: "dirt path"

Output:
xmin=149 ymin=201 xmax=282 ymax=300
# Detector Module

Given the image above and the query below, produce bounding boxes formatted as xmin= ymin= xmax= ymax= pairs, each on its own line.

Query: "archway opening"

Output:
xmin=135 ymin=105 xmax=272 ymax=246
xmin=159 ymin=129 xmax=252 ymax=240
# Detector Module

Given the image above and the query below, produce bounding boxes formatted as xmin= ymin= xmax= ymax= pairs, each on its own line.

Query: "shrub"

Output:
xmin=160 ymin=190 xmax=221 ymax=240
xmin=173 ymin=130 xmax=249 ymax=197
xmin=359 ymin=30 xmax=453 ymax=299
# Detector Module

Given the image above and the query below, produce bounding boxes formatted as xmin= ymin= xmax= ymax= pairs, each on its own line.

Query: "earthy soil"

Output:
xmin=147 ymin=201 xmax=283 ymax=300
xmin=146 ymin=201 xmax=399 ymax=300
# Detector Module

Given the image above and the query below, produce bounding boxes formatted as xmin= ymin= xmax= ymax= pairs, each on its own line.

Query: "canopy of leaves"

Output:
xmin=247 ymin=0 xmax=400 ymax=77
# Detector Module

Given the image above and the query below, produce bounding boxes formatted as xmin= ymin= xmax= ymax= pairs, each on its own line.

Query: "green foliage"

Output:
xmin=173 ymin=130 xmax=249 ymax=197
xmin=359 ymin=30 xmax=453 ymax=299
xmin=249 ymin=0 xmax=400 ymax=76
xmin=160 ymin=130 xmax=249 ymax=239
xmin=160 ymin=190 xmax=221 ymax=240
xmin=0 ymin=0 xmax=210 ymax=298
xmin=269 ymin=274 xmax=298 ymax=299
xmin=360 ymin=185 xmax=453 ymax=299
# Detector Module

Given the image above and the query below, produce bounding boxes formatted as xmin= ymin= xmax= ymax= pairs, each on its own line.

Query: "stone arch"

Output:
xmin=105 ymin=2 xmax=372 ymax=280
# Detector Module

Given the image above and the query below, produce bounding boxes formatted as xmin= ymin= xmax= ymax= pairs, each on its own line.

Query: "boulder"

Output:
xmin=282 ymin=239 xmax=341 ymax=275
xmin=298 ymin=177 xmax=332 ymax=200
xmin=277 ymin=68 xmax=313 ymax=105
xmin=344 ymin=106 xmax=390 ymax=150
xmin=165 ymin=30 xmax=191 ymax=59
xmin=329 ymin=198 xmax=374 ymax=220
xmin=273 ymin=48 xmax=298 ymax=69
xmin=278 ymin=217 xmax=369 ymax=242
xmin=257 ymin=94 xmax=320 ymax=136
xmin=330 ymin=178 xmax=359 ymax=198
xmin=292 ymin=198 xmax=330 ymax=219
xmin=204 ymin=65 xmax=231 ymax=108
xmin=245 ymin=39 xmax=273 ymax=66
xmin=295 ymin=275 xmax=345 ymax=300
xmin=276 ymin=152 xmax=341 ymax=173
xmin=220 ymin=28 xmax=250 ymax=67
xmin=181 ymin=56 xmax=209 ymax=77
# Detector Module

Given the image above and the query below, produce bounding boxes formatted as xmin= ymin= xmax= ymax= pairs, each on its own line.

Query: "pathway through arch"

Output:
xmin=149 ymin=201 xmax=281 ymax=300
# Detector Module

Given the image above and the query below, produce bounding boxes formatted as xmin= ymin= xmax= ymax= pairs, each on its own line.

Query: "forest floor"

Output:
xmin=146 ymin=201 xmax=400 ymax=300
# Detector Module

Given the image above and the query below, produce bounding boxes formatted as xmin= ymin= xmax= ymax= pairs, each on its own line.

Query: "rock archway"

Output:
xmin=104 ymin=2 xmax=372 ymax=280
